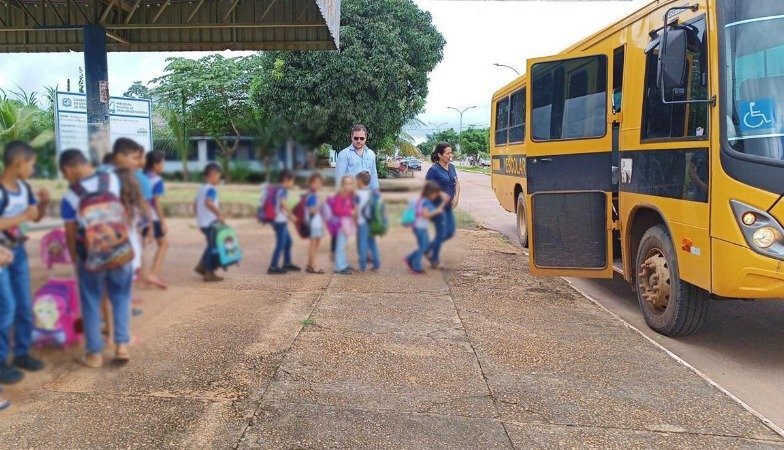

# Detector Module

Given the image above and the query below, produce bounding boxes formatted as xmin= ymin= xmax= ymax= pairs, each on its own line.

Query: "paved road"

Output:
xmin=454 ymin=166 xmax=784 ymax=432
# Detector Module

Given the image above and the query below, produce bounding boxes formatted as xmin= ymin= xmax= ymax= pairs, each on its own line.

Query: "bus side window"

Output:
xmin=641 ymin=16 xmax=709 ymax=140
xmin=495 ymin=98 xmax=510 ymax=145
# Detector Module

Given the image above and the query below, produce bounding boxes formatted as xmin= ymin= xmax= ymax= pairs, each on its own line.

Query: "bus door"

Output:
xmin=525 ymin=52 xmax=614 ymax=278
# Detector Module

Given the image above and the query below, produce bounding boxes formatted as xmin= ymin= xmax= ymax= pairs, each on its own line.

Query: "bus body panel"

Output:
xmin=491 ymin=78 xmax=528 ymax=214
xmin=712 ymin=238 xmax=784 ymax=299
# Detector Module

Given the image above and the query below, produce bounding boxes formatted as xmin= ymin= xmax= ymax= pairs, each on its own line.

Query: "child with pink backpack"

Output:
xmin=331 ymin=175 xmax=357 ymax=275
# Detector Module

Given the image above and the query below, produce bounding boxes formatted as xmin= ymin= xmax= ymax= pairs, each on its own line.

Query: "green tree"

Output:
xmin=123 ymin=81 xmax=152 ymax=99
xmin=151 ymin=55 xmax=258 ymax=179
xmin=155 ymin=105 xmax=193 ymax=181
xmin=459 ymin=127 xmax=490 ymax=158
xmin=417 ymin=128 xmax=459 ymax=157
xmin=0 ymin=91 xmax=55 ymax=174
xmin=251 ymin=0 xmax=445 ymax=150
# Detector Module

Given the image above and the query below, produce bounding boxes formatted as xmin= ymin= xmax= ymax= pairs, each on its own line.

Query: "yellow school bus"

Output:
xmin=515 ymin=0 xmax=784 ymax=336
xmin=491 ymin=77 xmax=529 ymax=246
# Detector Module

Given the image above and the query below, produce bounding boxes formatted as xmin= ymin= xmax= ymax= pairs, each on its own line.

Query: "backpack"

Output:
xmin=32 ymin=278 xmax=81 ymax=348
xmin=40 ymin=228 xmax=72 ymax=269
xmin=363 ymin=193 xmax=388 ymax=237
xmin=323 ymin=197 xmax=340 ymax=237
xmin=292 ymin=194 xmax=311 ymax=239
xmin=0 ymin=180 xmax=34 ymax=246
xmin=401 ymin=199 xmax=421 ymax=228
xmin=257 ymin=185 xmax=280 ymax=224
xmin=212 ymin=222 xmax=243 ymax=269
xmin=71 ymin=172 xmax=135 ymax=272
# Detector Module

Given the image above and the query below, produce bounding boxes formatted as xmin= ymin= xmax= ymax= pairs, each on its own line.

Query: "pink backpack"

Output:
xmin=32 ymin=278 xmax=81 ymax=348
xmin=40 ymin=228 xmax=72 ymax=269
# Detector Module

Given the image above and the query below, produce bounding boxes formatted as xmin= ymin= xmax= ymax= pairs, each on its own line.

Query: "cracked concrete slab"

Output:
xmin=505 ymin=422 xmax=783 ymax=449
xmin=239 ymin=403 xmax=512 ymax=449
xmin=264 ymin=331 xmax=496 ymax=418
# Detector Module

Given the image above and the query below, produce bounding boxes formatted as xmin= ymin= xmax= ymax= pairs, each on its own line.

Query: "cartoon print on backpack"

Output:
xmin=71 ymin=172 xmax=134 ymax=272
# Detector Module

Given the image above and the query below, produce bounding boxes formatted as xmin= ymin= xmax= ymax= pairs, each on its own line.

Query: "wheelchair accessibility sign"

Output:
xmin=738 ymin=99 xmax=777 ymax=133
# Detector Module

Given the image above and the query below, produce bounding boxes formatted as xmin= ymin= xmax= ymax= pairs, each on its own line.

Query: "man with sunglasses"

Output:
xmin=335 ymin=124 xmax=380 ymax=191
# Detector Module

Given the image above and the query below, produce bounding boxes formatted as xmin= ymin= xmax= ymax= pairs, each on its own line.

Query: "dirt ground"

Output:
xmin=0 ymin=218 xmax=780 ymax=448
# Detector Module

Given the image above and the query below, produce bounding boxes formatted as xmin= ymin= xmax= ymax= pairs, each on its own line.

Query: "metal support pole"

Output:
xmin=83 ymin=25 xmax=110 ymax=165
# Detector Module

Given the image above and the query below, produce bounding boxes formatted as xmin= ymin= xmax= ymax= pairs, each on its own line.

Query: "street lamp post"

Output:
xmin=447 ymin=105 xmax=478 ymax=154
xmin=493 ymin=63 xmax=521 ymax=75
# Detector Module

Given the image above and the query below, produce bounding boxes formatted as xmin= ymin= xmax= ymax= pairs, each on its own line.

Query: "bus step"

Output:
xmin=612 ymin=259 xmax=624 ymax=275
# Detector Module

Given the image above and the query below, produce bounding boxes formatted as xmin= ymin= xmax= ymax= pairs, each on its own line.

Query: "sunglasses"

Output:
xmin=353 ymin=136 xmax=366 ymax=141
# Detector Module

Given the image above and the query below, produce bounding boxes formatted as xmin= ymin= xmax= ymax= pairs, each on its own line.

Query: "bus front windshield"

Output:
xmin=722 ymin=1 xmax=784 ymax=162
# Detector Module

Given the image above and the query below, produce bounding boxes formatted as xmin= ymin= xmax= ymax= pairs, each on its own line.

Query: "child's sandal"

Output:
xmin=306 ymin=266 xmax=325 ymax=274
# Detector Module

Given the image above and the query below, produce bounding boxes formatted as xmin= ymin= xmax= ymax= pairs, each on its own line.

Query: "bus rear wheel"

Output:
xmin=635 ymin=225 xmax=709 ymax=337
xmin=516 ymin=193 xmax=529 ymax=248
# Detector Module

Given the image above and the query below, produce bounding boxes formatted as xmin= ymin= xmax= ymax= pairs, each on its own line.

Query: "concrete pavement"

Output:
xmin=454 ymin=165 xmax=784 ymax=433
xmin=0 ymin=209 xmax=781 ymax=446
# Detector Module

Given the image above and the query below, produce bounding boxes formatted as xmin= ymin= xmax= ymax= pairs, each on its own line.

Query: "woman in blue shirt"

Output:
xmin=425 ymin=142 xmax=461 ymax=269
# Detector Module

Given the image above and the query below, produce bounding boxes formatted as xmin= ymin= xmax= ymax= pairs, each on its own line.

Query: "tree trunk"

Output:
xmin=181 ymin=157 xmax=190 ymax=182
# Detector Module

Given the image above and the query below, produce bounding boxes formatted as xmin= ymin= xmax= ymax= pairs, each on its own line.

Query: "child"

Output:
xmin=194 ymin=163 xmax=224 ymax=282
xmin=355 ymin=171 xmax=381 ymax=272
xmin=144 ymin=151 xmax=169 ymax=284
xmin=59 ymin=149 xmax=133 ymax=367
xmin=405 ymin=181 xmax=450 ymax=274
xmin=112 ymin=138 xmax=164 ymax=289
xmin=268 ymin=170 xmax=301 ymax=275
xmin=0 ymin=141 xmax=49 ymax=384
xmin=332 ymin=175 xmax=356 ymax=275
xmin=305 ymin=173 xmax=325 ymax=274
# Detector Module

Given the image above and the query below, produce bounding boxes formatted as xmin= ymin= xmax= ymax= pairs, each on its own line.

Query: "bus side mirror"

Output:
xmin=658 ymin=27 xmax=688 ymax=93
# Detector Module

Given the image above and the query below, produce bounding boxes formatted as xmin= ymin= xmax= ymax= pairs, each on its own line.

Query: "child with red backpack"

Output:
xmin=293 ymin=172 xmax=326 ymax=274
xmin=331 ymin=175 xmax=357 ymax=275
xmin=59 ymin=149 xmax=136 ymax=368
xmin=263 ymin=170 xmax=301 ymax=275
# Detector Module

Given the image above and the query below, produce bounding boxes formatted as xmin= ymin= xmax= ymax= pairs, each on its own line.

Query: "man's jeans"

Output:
xmin=406 ymin=228 xmax=430 ymax=271
xmin=271 ymin=222 xmax=292 ymax=269
xmin=357 ymin=223 xmax=380 ymax=271
xmin=0 ymin=246 xmax=33 ymax=361
xmin=334 ymin=232 xmax=349 ymax=271
xmin=427 ymin=207 xmax=456 ymax=264
xmin=77 ymin=263 xmax=133 ymax=354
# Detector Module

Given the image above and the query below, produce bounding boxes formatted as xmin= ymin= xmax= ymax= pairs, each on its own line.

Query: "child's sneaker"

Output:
xmin=203 ymin=272 xmax=224 ymax=282
xmin=194 ymin=263 xmax=207 ymax=276
xmin=268 ymin=267 xmax=286 ymax=275
xmin=13 ymin=354 xmax=44 ymax=372
xmin=0 ymin=364 xmax=24 ymax=384
xmin=283 ymin=264 xmax=302 ymax=272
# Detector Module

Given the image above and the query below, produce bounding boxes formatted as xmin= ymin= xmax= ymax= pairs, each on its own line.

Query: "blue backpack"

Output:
xmin=211 ymin=222 xmax=243 ymax=269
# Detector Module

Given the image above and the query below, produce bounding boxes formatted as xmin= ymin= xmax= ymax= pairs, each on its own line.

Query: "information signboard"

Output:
xmin=54 ymin=91 xmax=153 ymax=158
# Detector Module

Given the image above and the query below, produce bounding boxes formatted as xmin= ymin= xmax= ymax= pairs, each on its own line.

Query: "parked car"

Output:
xmin=403 ymin=157 xmax=422 ymax=171
xmin=480 ymin=158 xmax=491 ymax=167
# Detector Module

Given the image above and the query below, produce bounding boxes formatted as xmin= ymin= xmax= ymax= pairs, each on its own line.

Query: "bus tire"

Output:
xmin=635 ymin=225 xmax=709 ymax=337
xmin=515 ymin=193 xmax=529 ymax=248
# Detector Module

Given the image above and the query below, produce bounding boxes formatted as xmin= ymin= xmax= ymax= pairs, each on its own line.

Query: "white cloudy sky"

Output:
xmin=0 ymin=0 xmax=647 ymax=139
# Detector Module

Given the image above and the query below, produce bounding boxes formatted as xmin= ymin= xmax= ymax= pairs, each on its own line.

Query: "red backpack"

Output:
xmin=257 ymin=185 xmax=280 ymax=224
xmin=292 ymin=194 xmax=311 ymax=239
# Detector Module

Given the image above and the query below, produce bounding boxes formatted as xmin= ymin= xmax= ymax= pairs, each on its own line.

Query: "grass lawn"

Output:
xmin=454 ymin=165 xmax=490 ymax=175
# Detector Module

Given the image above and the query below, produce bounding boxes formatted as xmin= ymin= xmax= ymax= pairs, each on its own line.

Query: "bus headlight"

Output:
xmin=753 ymin=227 xmax=777 ymax=249
xmin=730 ymin=200 xmax=784 ymax=259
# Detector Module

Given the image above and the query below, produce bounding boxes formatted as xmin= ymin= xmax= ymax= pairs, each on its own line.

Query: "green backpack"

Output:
xmin=212 ymin=222 xmax=243 ymax=269
xmin=363 ymin=192 xmax=388 ymax=236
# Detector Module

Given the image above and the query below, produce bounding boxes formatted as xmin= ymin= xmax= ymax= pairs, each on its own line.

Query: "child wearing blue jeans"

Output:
xmin=355 ymin=171 xmax=380 ymax=272
xmin=268 ymin=170 xmax=301 ymax=275
xmin=0 ymin=141 xmax=50 ymax=384
xmin=194 ymin=163 xmax=224 ymax=282
xmin=405 ymin=181 xmax=449 ymax=274
xmin=59 ymin=149 xmax=134 ymax=368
